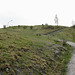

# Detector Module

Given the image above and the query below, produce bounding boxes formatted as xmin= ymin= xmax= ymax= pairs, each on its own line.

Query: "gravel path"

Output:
xmin=66 ymin=41 xmax=75 ymax=75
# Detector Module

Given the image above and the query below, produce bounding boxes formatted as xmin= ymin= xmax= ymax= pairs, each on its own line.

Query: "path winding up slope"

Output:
xmin=66 ymin=41 xmax=75 ymax=75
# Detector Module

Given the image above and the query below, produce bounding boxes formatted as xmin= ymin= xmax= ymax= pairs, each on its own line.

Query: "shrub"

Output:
xmin=62 ymin=40 xmax=67 ymax=46
xmin=30 ymin=26 xmax=33 ymax=29
xmin=36 ymin=34 xmax=41 ymax=36
xmin=45 ymin=23 xmax=48 ymax=26
xmin=3 ymin=25 xmax=6 ymax=29
xmin=42 ymin=24 xmax=44 ymax=28
xmin=23 ymin=26 xmax=27 ymax=29
xmin=18 ymin=25 xmax=20 ymax=28
xmin=72 ymin=25 xmax=75 ymax=29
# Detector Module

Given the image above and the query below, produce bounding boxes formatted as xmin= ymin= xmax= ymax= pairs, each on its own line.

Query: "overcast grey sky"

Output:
xmin=0 ymin=0 xmax=75 ymax=27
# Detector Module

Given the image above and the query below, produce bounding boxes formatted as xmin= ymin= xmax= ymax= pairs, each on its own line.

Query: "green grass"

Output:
xmin=0 ymin=25 xmax=74 ymax=75
xmin=52 ymin=27 xmax=75 ymax=42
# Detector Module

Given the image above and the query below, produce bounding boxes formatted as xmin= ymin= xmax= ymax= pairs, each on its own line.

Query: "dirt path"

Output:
xmin=66 ymin=41 xmax=75 ymax=75
xmin=43 ymin=27 xmax=67 ymax=35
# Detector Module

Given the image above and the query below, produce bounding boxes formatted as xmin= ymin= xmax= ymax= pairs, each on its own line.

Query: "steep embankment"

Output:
xmin=0 ymin=25 xmax=73 ymax=75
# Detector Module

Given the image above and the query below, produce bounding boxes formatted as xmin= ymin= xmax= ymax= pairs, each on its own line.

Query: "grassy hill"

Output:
xmin=0 ymin=25 xmax=74 ymax=75
xmin=51 ymin=26 xmax=75 ymax=42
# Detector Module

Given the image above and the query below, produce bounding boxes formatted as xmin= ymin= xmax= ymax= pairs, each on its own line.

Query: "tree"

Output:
xmin=54 ymin=14 xmax=58 ymax=26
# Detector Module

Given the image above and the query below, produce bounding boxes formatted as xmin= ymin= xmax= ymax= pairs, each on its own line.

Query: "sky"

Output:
xmin=0 ymin=0 xmax=75 ymax=28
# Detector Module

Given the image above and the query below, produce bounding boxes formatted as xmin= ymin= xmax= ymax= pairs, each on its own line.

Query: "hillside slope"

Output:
xmin=51 ymin=27 xmax=75 ymax=42
xmin=0 ymin=25 xmax=73 ymax=75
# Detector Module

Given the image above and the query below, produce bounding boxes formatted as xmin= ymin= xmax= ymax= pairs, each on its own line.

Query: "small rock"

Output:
xmin=55 ymin=50 xmax=59 ymax=54
xmin=6 ymin=68 xmax=9 ymax=72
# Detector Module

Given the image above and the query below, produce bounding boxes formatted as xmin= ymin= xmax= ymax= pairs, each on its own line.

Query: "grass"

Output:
xmin=52 ymin=27 xmax=75 ymax=42
xmin=0 ymin=25 xmax=74 ymax=75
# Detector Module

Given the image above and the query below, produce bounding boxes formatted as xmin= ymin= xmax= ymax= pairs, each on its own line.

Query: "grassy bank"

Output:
xmin=0 ymin=25 xmax=74 ymax=75
xmin=51 ymin=27 xmax=75 ymax=42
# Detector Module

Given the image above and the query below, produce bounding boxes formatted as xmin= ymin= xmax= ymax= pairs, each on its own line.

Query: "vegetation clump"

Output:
xmin=72 ymin=25 xmax=75 ymax=29
xmin=3 ymin=25 xmax=6 ymax=29
xmin=30 ymin=26 xmax=33 ymax=29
